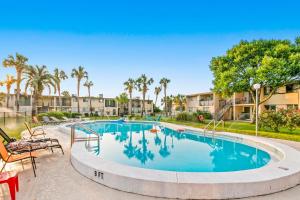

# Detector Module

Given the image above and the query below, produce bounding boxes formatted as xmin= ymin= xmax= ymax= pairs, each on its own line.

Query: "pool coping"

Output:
xmin=60 ymin=120 xmax=300 ymax=199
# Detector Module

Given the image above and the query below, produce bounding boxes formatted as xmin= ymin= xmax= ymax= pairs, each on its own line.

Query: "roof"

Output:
xmin=186 ymin=91 xmax=213 ymax=97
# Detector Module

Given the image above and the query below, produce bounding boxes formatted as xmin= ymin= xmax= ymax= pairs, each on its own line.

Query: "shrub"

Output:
xmin=47 ymin=111 xmax=65 ymax=119
xmin=284 ymin=109 xmax=300 ymax=131
xmin=259 ymin=110 xmax=286 ymax=132
xmin=62 ymin=112 xmax=72 ymax=118
xmin=176 ymin=112 xmax=194 ymax=121
xmin=71 ymin=112 xmax=81 ymax=118
xmin=37 ymin=113 xmax=48 ymax=120
xmin=259 ymin=109 xmax=300 ymax=132
xmin=194 ymin=110 xmax=212 ymax=120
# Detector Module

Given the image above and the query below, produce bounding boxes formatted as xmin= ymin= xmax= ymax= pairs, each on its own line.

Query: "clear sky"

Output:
xmin=0 ymin=0 xmax=300 ymax=103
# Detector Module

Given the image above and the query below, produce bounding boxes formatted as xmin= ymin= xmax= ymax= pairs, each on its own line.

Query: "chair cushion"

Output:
xmin=7 ymin=140 xmax=48 ymax=151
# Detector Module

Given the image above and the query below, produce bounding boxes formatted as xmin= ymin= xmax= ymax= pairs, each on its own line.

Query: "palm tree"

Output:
xmin=53 ymin=68 xmax=68 ymax=110
xmin=71 ymin=66 xmax=88 ymax=113
xmin=116 ymin=93 xmax=129 ymax=116
xmin=161 ymin=95 xmax=174 ymax=116
xmin=84 ymin=80 xmax=94 ymax=115
xmin=2 ymin=75 xmax=17 ymax=108
xmin=24 ymin=65 xmax=56 ymax=116
xmin=154 ymin=86 xmax=161 ymax=107
xmin=2 ymin=53 xmax=28 ymax=111
xmin=136 ymin=74 xmax=154 ymax=116
xmin=173 ymin=94 xmax=186 ymax=112
xmin=159 ymin=78 xmax=171 ymax=116
xmin=124 ymin=78 xmax=135 ymax=115
xmin=61 ymin=91 xmax=70 ymax=97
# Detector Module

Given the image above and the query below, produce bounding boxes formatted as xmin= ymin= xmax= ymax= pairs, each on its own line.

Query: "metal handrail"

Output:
xmin=203 ymin=119 xmax=215 ymax=133
xmin=71 ymin=123 xmax=100 ymax=146
xmin=213 ymin=120 xmax=224 ymax=134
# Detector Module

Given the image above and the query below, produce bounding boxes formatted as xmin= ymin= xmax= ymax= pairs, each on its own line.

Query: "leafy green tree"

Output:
xmin=160 ymin=78 xmax=171 ymax=116
xmin=24 ymin=65 xmax=56 ymax=116
xmin=1 ymin=75 xmax=17 ymax=108
xmin=116 ymin=92 xmax=129 ymax=116
xmin=53 ymin=68 xmax=68 ymax=110
xmin=154 ymin=86 xmax=161 ymax=108
xmin=84 ymin=80 xmax=94 ymax=115
xmin=136 ymin=74 xmax=154 ymax=116
xmin=2 ymin=53 xmax=28 ymax=111
xmin=210 ymin=38 xmax=300 ymax=122
xmin=71 ymin=66 xmax=88 ymax=113
xmin=124 ymin=78 xmax=136 ymax=115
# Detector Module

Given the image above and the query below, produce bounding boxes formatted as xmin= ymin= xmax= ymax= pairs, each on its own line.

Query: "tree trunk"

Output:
xmin=129 ymin=93 xmax=132 ymax=115
xmin=164 ymin=88 xmax=167 ymax=116
xmin=155 ymin=95 xmax=158 ymax=107
xmin=77 ymin=80 xmax=80 ymax=113
xmin=89 ymin=88 xmax=92 ymax=115
xmin=142 ymin=93 xmax=146 ymax=117
xmin=16 ymin=72 xmax=22 ymax=112
xmin=6 ymin=89 xmax=10 ymax=108
xmin=32 ymin=93 xmax=38 ymax=117
xmin=249 ymin=87 xmax=276 ymax=123
xmin=58 ymin=85 xmax=62 ymax=111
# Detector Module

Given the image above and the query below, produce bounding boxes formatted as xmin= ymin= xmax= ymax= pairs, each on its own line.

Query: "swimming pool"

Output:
xmin=75 ymin=121 xmax=270 ymax=172
xmin=66 ymin=120 xmax=300 ymax=199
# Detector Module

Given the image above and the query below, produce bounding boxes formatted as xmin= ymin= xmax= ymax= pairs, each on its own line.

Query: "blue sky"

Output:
xmin=0 ymin=0 xmax=300 ymax=102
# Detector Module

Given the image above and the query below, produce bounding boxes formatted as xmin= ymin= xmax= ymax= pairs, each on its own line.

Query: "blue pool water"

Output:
xmin=75 ymin=121 xmax=271 ymax=172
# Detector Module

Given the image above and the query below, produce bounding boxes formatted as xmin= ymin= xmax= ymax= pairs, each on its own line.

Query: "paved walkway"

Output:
xmin=0 ymin=127 xmax=300 ymax=200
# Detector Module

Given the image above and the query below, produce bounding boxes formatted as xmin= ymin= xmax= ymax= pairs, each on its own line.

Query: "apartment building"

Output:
xmin=1 ymin=94 xmax=153 ymax=116
xmin=185 ymin=92 xmax=219 ymax=115
xmin=185 ymin=84 xmax=300 ymax=121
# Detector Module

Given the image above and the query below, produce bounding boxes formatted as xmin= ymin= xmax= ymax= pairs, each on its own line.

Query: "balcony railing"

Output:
xmin=199 ymin=100 xmax=213 ymax=106
xmin=234 ymin=97 xmax=253 ymax=104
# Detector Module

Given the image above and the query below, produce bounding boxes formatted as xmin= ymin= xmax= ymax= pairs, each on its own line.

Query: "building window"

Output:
xmin=264 ymin=105 xmax=276 ymax=111
xmin=83 ymin=98 xmax=88 ymax=102
xmin=73 ymin=98 xmax=78 ymax=102
xmin=105 ymin=99 xmax=116 ymax=107
xmin=286 ymin=84 xmax=295 ymax=93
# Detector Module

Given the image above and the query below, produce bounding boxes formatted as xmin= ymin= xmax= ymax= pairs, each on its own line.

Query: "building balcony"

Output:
xmin=199 ymin=100 xmax=213 ymax=106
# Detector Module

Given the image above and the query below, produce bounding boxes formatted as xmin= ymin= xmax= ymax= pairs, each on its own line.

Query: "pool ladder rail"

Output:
xmin=203 ymin=119 xmax=224 ymax=135
xmin=70 ymin=123 xmax=101 ymax=147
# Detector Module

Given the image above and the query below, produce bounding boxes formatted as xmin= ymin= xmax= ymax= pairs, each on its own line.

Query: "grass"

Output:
xmin=161 ymin=118 xmax=300 ymax=142
xmin=2 ymin=115 xmax=300 ymax=142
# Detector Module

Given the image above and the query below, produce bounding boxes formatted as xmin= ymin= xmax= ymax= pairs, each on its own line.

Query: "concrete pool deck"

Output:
xmin=1 ymin=126 xmax=300 ymax=200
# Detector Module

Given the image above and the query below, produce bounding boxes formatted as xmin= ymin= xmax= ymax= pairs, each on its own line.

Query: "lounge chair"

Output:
xmin=145 ymin=115 xmax=154 ymax=121
xmin=49 ymin=116 xmax=66 ymax=123
xmin=42 ymin=116 xmax=58 ymax=125
xmin=0 ymin=127 xmax=64 ymax=155
xmin=0 ymin=142 xmax=37 ymax=177
xmin=0 ymin=127 xmax=59 ymax=146
xmin=62 ymin=116 xmax=75 ymax=122
xmin=24 ymin=122 xmax=46 ymax=139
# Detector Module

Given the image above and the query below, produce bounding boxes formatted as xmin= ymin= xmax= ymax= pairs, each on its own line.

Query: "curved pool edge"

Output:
xmin=64 ymin=121 xmax=300 ymax=199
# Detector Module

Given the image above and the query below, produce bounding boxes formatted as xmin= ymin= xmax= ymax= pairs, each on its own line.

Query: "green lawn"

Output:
xmin=161 ymin=118 xmax=300 ymax=142
xmin=2 ymin=115 xmax=300 ymax=142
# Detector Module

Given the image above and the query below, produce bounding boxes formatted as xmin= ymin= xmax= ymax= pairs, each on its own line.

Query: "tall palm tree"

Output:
xmin=124 ymin=78 xmax=135 ymax=115
xmin=71 ymin=66 xmax=88 ymax=113
xmin=24 ymin=65 xmax=56 ymax=116
xmin=173 ymin=94 xmax=186 ymax=112
xmin=159 ymin=78 xmax=171 ymax=116
xmin=2 ymin=75 xmax=17 ymax=108
xmin=53 ymin=68 xmax=68 ymax=110
xmin=116 ymin=92 xmax=129 ymax=116
xmin=84 ymin=80 xmax=94 ymax=115
xmin=136 ymin=74 xmax=154 ymax=116
xmin=154 ymin=86 xmax=161 ymax=107
xmin=2 ymin=53 xmax=28 ymax=111
xmin=161 ymin=95 xmax=174 ymax=116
